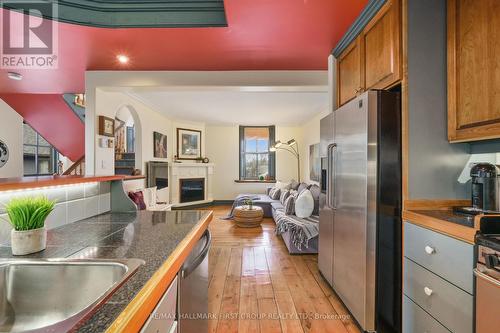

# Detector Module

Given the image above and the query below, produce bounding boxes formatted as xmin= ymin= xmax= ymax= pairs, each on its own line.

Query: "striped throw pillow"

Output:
xmin=284 ymin=193 xmax=296 ymax=215
xmin=279 ymin=189 xmax=290 ymax=204
xmin=269 ymin=187 xmax=281 ymax=200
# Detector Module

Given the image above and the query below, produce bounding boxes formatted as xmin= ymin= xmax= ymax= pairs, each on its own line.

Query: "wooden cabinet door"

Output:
xmin=361 ymin=0 xmax=401 ymax=90
xmin=337 ymin=36 xmax=363 ymax=106
xmin=448 ymin=0 xmax=500 ymax=142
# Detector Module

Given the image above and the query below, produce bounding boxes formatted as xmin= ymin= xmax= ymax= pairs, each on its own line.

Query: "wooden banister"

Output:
xmin=63 ymin=156 xmax=85 ymax=176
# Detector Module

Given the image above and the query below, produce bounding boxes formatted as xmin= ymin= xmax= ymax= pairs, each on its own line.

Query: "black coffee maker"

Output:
xmin=471 ymin=163 xmax=499 ymax=212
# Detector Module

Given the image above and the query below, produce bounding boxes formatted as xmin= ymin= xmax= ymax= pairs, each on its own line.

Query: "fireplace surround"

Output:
xmin=169 ymin=163 xmax=214 ymax=207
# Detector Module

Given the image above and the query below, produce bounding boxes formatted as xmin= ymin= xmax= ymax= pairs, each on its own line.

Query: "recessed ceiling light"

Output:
xmin=117 ymin=54 xmax=129 ymax=64
xmin=7 ymin=72 xmax=22 ymax=81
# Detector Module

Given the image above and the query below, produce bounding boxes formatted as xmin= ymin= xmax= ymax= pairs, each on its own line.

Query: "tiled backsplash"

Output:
xmin=0 ymin=181 xmax=111 ymax=245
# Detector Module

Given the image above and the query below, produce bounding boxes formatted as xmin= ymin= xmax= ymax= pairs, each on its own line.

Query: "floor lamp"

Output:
xmin=270 ymin=139 xmax=300 ymax=182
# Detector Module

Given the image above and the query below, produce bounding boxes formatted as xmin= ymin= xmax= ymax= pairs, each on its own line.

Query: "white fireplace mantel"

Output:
xmin=169 ymin=163 xmax=215 ymax=207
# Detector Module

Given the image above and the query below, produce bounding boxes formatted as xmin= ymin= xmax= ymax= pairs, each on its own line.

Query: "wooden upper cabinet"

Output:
xmin=337 ymin=37 xmax=363 ymax=106
xmin=336 ymin=0 xmax=401 ymax=107
xmin=361 ymin=0 xmax=401 ymax=90
xmin=448 ymin=0 xmax=500 ymax=142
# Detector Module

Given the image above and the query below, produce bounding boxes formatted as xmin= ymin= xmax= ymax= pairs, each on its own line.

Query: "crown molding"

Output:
xmin=331 ymin=0 xmax=387 ymax=58
xmin=2 ymin=0 xmax=227 ymax=28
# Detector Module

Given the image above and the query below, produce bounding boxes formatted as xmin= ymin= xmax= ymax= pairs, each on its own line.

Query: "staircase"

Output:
xmin=0 ymin=94 xmax=85 ymax=162
xmin=114 ymin=116 xmax=136 ymax=175
xmin=62 ymin=94 xmax=85 ymax=123
xmin=63 ymin=156 xmax=85 ymax=176
xmin=115 ymin=152 xmax=135 ymax=175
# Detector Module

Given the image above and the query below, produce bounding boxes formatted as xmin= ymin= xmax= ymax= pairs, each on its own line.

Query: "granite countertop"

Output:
xmin=0 ymin=210 xmax=212 ymax=332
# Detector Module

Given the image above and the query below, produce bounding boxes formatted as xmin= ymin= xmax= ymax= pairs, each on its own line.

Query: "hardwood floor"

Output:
xmin=205 ymin=205 xmax=361 ymax=333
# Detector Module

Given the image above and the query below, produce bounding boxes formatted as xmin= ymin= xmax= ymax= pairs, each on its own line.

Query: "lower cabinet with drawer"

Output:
xmin=140 ymin=276 xmax=178 ymax=333
xmin=403 ymin=296 xmax=450 ymax=333
xmin=403 ymin=222 xmax=474 ymax=333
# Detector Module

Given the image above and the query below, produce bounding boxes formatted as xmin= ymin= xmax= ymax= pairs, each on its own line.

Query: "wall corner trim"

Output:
xmin=331 ymin=0 xmax=387 ymax=58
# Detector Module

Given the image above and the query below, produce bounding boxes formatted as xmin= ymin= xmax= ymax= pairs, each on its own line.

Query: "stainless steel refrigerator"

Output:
xmin=319 ymin=90 xmax=402 ymax=333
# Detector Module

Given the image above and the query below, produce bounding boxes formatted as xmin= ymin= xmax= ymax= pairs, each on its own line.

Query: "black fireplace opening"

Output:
xmin=180 ymin=178 xmax=205 ymax=203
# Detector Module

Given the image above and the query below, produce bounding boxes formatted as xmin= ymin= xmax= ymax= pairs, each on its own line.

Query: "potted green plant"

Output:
xmin=243 ymin=198 xmax=254 ymax=210
xmin=3 ymin=196 xmax=55 ymax=255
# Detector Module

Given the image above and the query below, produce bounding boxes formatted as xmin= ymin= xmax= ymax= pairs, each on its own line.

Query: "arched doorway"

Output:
xmin=114 ymin=105 xmax=142 ymax=175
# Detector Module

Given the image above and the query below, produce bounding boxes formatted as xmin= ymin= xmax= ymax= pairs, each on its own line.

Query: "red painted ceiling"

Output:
xmin=0 ymin=94 xmax=85 ymax=161
xmin=0 ymin=0 xmax=368 ymax=94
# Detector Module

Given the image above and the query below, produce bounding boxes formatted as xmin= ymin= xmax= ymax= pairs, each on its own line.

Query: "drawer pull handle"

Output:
xmin=424 ymin=287 xmax=433 ymax=296
xmin=425 ymin=246 xmax=435 ymax=255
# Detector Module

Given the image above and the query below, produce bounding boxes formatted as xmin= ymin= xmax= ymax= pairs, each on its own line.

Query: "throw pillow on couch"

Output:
xmin=269 ymin=187 xmax=281 ymax=200
xmin=279 ymin=189 xmax=290 ymax=204
xmin=143 ymin=186 xmax=158 ymax=209
xmin=297 ymin=182 xmax=309 ymax=194
xmin=288 ymin=179 xmax=300 ymax=191
xmin=128 ymin=191 xmax=146 ymax=210
xmin=275 ymin=181 xmax=289 ymax=190
xmin=284 ymin=190 xmax=299 ymax=215
xmin=294 ymin=189 xmax=314 ymax=218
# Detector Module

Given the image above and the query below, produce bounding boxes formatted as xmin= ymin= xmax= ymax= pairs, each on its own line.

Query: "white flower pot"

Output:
xmin=11 ymin=227 xmax=47 ymax=255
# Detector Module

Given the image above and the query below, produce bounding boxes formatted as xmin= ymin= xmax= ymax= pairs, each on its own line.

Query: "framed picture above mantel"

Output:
xmin=176 ymin=128 xmax=202 ymax=160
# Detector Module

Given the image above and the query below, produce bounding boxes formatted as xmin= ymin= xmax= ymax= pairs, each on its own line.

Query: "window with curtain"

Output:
xmin=239 ymin=126 xmax=275 ymax=180
xmin=23 ymin=123 xmax=59 ymax=176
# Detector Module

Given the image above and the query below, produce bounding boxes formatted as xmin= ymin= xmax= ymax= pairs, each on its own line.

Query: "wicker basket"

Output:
xmin=234 ymin=205 xmax=264 ymax=228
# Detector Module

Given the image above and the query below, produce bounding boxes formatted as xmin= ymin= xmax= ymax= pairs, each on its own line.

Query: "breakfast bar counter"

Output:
xmin=0 ymin=210 xmax=213 ymax=332
xmin=0 ymin=175 xmax=127 ymax=192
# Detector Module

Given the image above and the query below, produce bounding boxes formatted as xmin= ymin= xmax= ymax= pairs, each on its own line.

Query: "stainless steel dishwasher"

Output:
xmin=178 ymin=229 xmax=211 ymax=333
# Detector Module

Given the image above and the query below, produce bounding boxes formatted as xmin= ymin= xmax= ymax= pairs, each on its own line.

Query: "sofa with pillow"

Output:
xmin=235 ymin=181 xmax=320 ymax=254
xmin=128 ymin=187 xmax=172 ymax=211
xmin=233 ymin=180 xmax=297 ymax=218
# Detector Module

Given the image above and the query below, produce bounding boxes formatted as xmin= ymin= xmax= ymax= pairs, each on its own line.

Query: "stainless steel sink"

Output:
xmin=0 ymin=258 xmax=144 ymax=333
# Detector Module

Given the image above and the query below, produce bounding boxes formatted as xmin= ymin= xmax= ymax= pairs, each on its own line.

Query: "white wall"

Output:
xmin=95 ymin=90 xmax=169 ymax=176
xmin=84 ymin=71 xmax=329 ymax=203
xmin=205 ymin=125 xmax=302 ymax=200
xmin=93 ymin=91 xmax=206 ymax=202
xmin=0 ymin=99 xmax=23 ymax=178
xmin=299 ymin=109 xmax=331 ymax=184
xmin=85 ymin=70 xmax=328 ymax=175
xmin=93 ymin=90 xmax=206 ymax=177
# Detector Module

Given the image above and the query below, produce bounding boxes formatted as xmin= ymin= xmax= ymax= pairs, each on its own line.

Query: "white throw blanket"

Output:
xmin=274 ymin=210 xmax=319 ymax=250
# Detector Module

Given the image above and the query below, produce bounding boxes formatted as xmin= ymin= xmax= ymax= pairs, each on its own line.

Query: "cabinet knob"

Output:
xmin=425 ymin=245 xmax=436 ymax=255
xmin=424 ymin=287 xmax=433 ymax=296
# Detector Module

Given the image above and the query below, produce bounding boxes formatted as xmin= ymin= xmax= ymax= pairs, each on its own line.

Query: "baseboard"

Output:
xmin=213 ymin=200 xmax=234 ymax=205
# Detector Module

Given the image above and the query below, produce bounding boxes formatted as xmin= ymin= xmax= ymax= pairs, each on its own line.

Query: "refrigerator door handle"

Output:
xmin=327 ymin=143 xmax=337 ymax=209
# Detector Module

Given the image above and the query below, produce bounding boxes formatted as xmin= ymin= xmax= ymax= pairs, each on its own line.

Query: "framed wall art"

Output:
xmin=154 ymin=131 xmax=168 ymax=158
xmin=309 ymin=143 xmax=320 ymax=182
xmin=176 ymin=128 xmax=201 ymax=160
xmin=98 ymin=116 xmax=115 ymax=137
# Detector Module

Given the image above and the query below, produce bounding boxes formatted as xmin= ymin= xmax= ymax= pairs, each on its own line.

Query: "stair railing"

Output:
xmin=62 ymin=156 xmax=85 ymax=176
